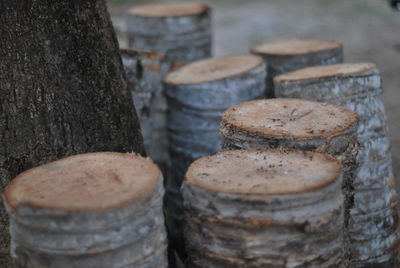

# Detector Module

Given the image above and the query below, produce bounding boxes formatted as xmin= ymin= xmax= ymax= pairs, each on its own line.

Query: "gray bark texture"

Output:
xmin=251 ymin=41 xmax=343 ymax=98
xmin=120 ymin=48 xmax=169 ymax=169
xmin=182 ymin=150 xmax=345 ymax=268
xmin=127 ymin=4 xmax=212 ymax=67
xmin=220 ymin=99 xmax=360 ymax=267
xmin=164 ymin=57 xmax=266 ymax=261
xmin=273 ymin=65 xmax=399 ymax=267
xmin=4 ymin=153 xmax=167 ymax=268
xmin=0 ymin=1 xmax=145 ymax=267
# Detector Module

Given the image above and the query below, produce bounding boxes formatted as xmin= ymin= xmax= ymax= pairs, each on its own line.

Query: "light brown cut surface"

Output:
xmin=128 ymin=3 xmax=209 ymax=17
xmin=185 ymin=150 xmax=341 ymax=195
xmin=221 ymin=99 xmax=358 ymax=140
xmin=251 ymin=39 xmax=342 ymax=56
xmin=4 ymin=153 xmax=161 ymax=213
xmin=164 ymin=54 xmax=264 ymax=85
xmin=274 ymin=63 xmax=377 ymax=83
xmin=120 ymin=47 xmax=165 ymax=61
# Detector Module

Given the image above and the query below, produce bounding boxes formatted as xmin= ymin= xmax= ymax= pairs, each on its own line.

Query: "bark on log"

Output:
xmin=164 ymin=54 xmax=266 ymax=260
xmin=273 ymin=63 xmax=399 ymax=267
xmin=3 ymin=153 xmax=167 ymax=268
xmin=120 ymin=48 xmax=169 ymax=169
xmin=127 ymin=3 xmax=212 ymax=67
xmin=251 ymin=39 xmax=343 ymax=98
xmin=182 ymin=149 xmax=345 ymax=267
xmin=220 ymin=98 xmax=359 ymax=266
xmin=0 ymin=1 xmax=145 ymax=266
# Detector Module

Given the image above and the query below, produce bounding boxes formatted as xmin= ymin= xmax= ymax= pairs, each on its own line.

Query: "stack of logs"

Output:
xmin=163 ymin=54 xmax=266 ymax=259
xmin=127 ymin=3 xmax=212 ymax=67
xmin=120 ymin=48 xmax=169 ymax=169
xmin=182 ymin=149 xmax=344 ymax=267
xmin=251 ymin=39 xmax=343 ymax=98
xmin=3 ymin=1 xmax=399 ymax=266
xmin=3 ymin=153 xmax=167 ymax=268
xmin=274 ymin=63 xmax=400 ymax=266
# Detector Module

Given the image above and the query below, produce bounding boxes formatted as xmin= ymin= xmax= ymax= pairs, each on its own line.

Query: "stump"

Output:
xmin=182 ymin=149 xmax=345 ymax=267
xmin=3 ymin=153 xmax=167 ymax=268
xmin=251 ymin=39 xmax=343 ymax=98
xmin=164 ymin=54 xmax=266 ymax=260
xmin=127 ymin=3 xmax=212 ymax=67
xmin=220 ymin=98 xmax=359 ymax=265
xmin=120 ymin=48 xmax=169 ymax=169
xmin=273 ymin=63 xmax=400 ymax=267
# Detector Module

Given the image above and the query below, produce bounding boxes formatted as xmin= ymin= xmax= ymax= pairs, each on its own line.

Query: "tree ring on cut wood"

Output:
xmin=185 ymin=150 xmax=341 ymax=195
xmin=4 ymin=152 xmax=161 ymax=213
xmin=165 ymin=54 xmax=264 ymax=85
xmin=129 ymin=3 xmax=209 ymax=17
xmin=220 ymin=98 xmax=358 ymax=142
xmin=251 ymin=39 xmax=342 ymax=56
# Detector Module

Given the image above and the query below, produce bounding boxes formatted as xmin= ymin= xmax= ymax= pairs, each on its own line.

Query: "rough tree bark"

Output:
xmin=220 ymin=98 xmax=359 ymax=267
xmin=164 ymin=54 xmax=266 ymax=261
xmin=127 ymin=3 xmax=212 ymax=68
xmin=251 ymin=39 xmax=343 ymax=98
xmin=0 ymin=1 xmax=145 ymax=266
xmin=120 ymin=48 xmax=169 ymax=169
xmin=182 ymin=150 xmax=345 ymax=267
xmin=3 ymin=153 xmax=167 ymax=267
xmin=273 ymin=63 xmax=399 ymax=267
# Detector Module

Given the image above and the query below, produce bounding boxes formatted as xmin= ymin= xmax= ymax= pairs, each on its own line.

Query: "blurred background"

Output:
xmin=109 ymin=0 xmax=400 ymax=191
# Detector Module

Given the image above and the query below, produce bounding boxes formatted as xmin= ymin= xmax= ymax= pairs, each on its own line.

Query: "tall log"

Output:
xmin=0 ymin=1 xmax=145 ymax=266
xmin=251 ymin=39 xmax=343 ymax=98
xmin=164 ymin=54 xmax=266 ymax=260
xmin=127 ymin=3 xmax=212 ymax=67
xmin=273 ymin=63 xmax=399 ymax=267
xmin=182 ymin=149 xmax=345 ymax=267
xmin=220 ymin=98 xmax=359 ymax=266
xmin=3 ymin=152 xmax=167 ymax=268
xmin=120 ymin=48 xmax=169 ymax=169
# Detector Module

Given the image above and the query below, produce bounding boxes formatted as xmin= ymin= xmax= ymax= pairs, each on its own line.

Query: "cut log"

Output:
xmin=182 ymin=149 xmax=345 ymax=267
xmin=164 ymin=54 xmax=266 ymax=260
xmin=120 ymin=48 xmax=169 ymax=169
xmin=251 ymin=39 xmax=343 ymax=98
xmin=127 ymin=3 xmax=212 ymax=66
xmin=3 ymin=153 xmax=167 ymax=268
xmin=273 ymin=63 xmax=400 ymax=266
xmin=220 ymin=98 xmax=359 ymax=265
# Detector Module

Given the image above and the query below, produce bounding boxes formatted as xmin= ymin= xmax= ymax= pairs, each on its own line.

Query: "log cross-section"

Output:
xmin=251 ymin=39 xmax=343 ymax=97
xmin=182 ymin=149 xmax=344 ymax=267
xmin=3 ymin=152 xmax=167 ymax=268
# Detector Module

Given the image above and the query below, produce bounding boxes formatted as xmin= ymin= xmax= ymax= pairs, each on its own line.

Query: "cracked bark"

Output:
xmin=0 ymin=1 xmax=145 ymax=266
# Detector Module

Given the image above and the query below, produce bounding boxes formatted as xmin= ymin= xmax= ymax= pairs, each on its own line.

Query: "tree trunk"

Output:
xmin=273 ymin=63 xmax=399 ymax=267
xmin=220 ymin=98 xmax=359 ymax=266
xmin=127 ymin=3 xmax=212 ymax=67
xmin=182 ymin=150 xmax=345 ymax=267
xmin=251 ymin=39 xmax=343 ymax=98
xmin=120 ymin=48 xmax=169 ymax=169
xmin=4 ymin=153 xmax=167 ymax=268
xmin=0 ymin=1 xmax=145 ymax=266
xmin=164 ymin=54 xmax=266 ymax=261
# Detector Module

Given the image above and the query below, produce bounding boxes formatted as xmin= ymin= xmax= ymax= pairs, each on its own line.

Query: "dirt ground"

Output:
xmin=110 ymin=0 xmax=400 ymax=190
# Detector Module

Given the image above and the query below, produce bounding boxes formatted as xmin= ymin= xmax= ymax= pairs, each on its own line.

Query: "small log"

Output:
xmin=127 ymin=3 xmax=212 ymax=66
xmin=164 ymin=54 xmax=266 ymax=260
xmin=120 ymin=48 xmax=169 ymax=169
xmin=273 ymin=63 xmax=400 ymax=266
xmin=182 ymin=149 xmax=345 ymax=267
xmin=220 ymin=98 xmax=359 ymax=265
xmin=251 ymin=39 xmax=343 ymax=98
xmin=3 ymin=152 xmax=167 ymax=268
